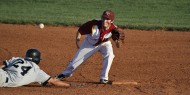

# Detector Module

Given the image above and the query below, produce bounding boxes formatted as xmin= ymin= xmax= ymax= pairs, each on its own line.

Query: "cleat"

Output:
xmin=55 ymin=74 xmax=66 ymax=80
xmin=99 ymin=79 xmax=110 ymax=84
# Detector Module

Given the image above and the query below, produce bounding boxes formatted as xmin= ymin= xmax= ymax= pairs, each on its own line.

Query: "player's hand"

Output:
xmin=115 ymin=40 xmax=120 ymax=48
xmin=76 ymin=31 xmax=81 ymax=49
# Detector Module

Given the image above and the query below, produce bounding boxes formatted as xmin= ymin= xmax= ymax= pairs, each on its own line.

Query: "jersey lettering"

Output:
xmin=12 ymin=59 xmax=24 ymax=68
xmin=12 ymin=59 xmax=32 ymax=76
xmin=21 ymin=66 xmax=32 ymax=76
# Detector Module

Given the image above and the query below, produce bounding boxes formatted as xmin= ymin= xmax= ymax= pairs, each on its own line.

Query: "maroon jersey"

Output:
xmin=78 ymin=20 xmax=118 ymax=45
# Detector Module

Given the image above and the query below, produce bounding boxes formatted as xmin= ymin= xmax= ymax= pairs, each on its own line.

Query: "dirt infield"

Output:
xmin=0 ymin=24 xmax=190 ymax=95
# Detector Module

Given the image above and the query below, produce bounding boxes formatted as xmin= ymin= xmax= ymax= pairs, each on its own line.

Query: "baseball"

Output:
xmin=39 ymin=23 xmax=44 ymax=29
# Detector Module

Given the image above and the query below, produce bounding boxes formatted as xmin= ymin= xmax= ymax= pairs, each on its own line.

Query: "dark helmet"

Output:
xmin=25 ymin=49 xmax=41 ymax=64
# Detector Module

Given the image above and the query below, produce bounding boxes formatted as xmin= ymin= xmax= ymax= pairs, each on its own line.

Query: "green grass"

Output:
xmin=0 ymin=0 xmax=190 ymax=31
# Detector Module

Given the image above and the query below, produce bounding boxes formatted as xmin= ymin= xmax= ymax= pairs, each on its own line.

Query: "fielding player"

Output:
xmin=56 ymin=10 xmax=125 ymax=84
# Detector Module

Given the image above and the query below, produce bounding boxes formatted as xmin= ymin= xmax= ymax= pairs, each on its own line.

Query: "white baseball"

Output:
xmin=39 ymin=23 xmax=44 ymax=29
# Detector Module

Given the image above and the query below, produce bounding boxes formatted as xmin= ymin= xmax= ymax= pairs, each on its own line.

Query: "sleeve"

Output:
xmin=41 ymin=77 xmax=51 ymax=86
xmin=78 ymin=20 xmax=99 ymax=35
xmin=35 ymin=69 xmax=51 ymax=86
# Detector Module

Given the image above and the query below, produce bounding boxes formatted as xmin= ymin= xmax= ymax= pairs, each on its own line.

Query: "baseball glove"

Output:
xmin=111 ymin=29 xmax=125 ymax=48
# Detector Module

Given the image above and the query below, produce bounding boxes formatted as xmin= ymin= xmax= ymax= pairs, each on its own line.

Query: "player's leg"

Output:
xmin=99 ymin=41 xmax=115 ymax=83
xmin=56 ymin=39 xmax=99 ymax=79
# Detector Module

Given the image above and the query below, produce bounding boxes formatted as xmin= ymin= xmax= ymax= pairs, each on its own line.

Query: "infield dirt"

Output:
xmin=0 ymin=24 xmax=190 ymax=95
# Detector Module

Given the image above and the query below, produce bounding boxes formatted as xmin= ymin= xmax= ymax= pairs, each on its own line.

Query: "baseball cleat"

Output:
xmin=55 ymin=74 xmax=66 ymax=80
xmin=99 ymin=79 xmax=110 ymax=84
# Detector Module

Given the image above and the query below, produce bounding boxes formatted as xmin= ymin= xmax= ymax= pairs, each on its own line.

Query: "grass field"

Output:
xmin=0 ymin=0 xmax=190 ymax=31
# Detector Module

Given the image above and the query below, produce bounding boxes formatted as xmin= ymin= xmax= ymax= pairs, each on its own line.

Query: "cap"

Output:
xmin=101 ymin=10 xmax=115 ymax=21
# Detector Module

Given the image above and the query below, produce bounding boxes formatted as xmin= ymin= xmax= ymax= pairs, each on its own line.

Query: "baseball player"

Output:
xmin=56 ymin=10 xmax=125 ymax=84
xmin=0 ymin=49 xmax=70 ymax=87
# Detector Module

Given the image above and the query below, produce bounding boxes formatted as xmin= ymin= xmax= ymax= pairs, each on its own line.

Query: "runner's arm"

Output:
xmin=48 ymin=77 xmax=70 ymax=87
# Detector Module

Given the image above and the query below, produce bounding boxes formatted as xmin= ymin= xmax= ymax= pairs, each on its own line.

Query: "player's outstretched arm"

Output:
xmin=48 ymin=78 xmax=70 ymax=87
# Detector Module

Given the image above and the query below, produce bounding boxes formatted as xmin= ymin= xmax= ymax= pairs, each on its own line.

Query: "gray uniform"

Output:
xmin=0 ymin=57 xmax=50 ymax=87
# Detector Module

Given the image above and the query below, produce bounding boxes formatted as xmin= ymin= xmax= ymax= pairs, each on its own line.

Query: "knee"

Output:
xmin=103 ymin=52 xmax=115 ymax=60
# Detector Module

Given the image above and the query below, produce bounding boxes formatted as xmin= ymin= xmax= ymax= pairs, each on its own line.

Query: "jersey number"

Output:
xmin=12 ymin=59 xmax=32 ymax=76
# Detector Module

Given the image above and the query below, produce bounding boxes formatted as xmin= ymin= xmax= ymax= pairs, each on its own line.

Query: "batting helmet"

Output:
xmin=25 ymin=49 xmax=41 ymax=64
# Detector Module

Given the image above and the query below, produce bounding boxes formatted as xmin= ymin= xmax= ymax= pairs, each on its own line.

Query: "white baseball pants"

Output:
xmin=62 ymin=38 xmax=115 ymax=80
